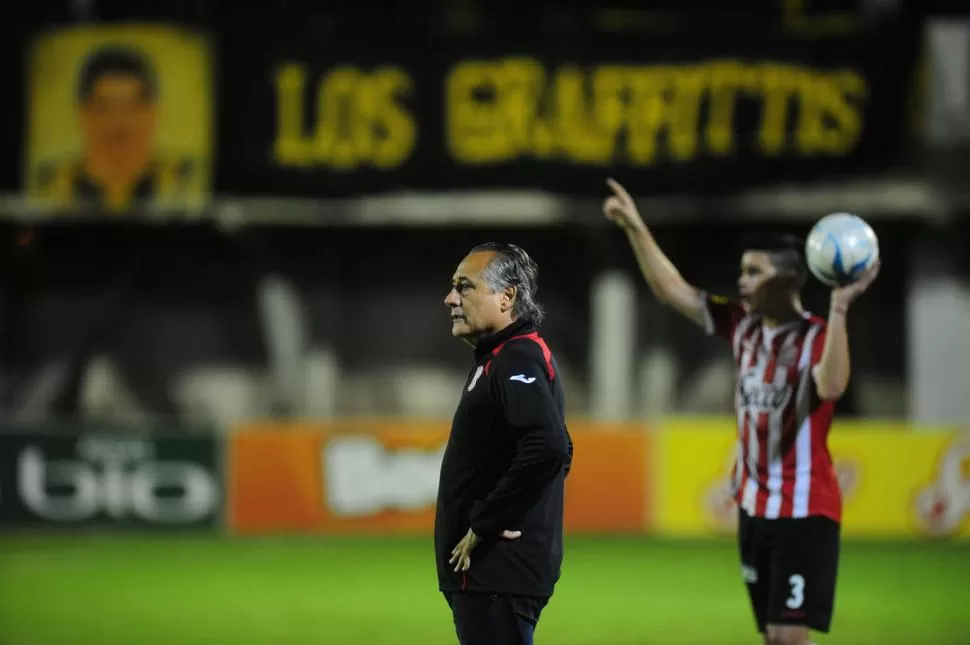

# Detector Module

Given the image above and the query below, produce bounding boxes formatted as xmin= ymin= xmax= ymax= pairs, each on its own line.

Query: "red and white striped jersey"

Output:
xmin=702 ymin=294 xmax=841 ymax=523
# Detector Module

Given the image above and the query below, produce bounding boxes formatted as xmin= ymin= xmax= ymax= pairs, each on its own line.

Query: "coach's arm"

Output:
xmin=468 ymin=350 xmax=571 ymax=539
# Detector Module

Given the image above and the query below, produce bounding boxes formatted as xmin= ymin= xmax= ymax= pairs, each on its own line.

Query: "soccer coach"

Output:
xmin=435 ymin=242 xmax=573 ymax=645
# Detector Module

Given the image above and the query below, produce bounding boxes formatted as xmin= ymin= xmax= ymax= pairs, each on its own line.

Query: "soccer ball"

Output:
xmin=804 ymin=213 xmax=879 ymax=287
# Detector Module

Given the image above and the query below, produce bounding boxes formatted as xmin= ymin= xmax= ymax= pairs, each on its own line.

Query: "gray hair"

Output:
xmin=470 ymin=242 xmax=545 ymax=325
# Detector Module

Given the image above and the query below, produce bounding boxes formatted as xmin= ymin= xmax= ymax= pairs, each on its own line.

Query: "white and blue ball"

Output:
xmin=804 ymin=213 xmax=879 ymax=287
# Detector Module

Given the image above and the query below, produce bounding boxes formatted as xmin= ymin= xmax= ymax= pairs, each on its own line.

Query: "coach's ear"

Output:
xmin=501 ymin=285 xmax=517 ymax=313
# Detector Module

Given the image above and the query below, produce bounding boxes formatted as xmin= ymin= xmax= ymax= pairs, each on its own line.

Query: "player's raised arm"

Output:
xmin=602 ymin=178 xmax=708 ymax=328
xmin=812 ymin=260 xmax=881 ymax=401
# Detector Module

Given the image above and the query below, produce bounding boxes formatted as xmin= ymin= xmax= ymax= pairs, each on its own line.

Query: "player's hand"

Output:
xmin=449 ymin=528 xmax=522 ymax=572
xmin=603 ymin=178 xmax=646 ymax=233
xmin=831 ymin=259 xmax=881 ymax=310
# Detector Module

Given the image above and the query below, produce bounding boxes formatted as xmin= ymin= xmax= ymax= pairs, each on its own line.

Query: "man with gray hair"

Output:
xmin=435 ymin=242 xmax=573 ymax=645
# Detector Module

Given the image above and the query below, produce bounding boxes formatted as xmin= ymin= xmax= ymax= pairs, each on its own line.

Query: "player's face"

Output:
xmin=445 ymin=252 xmax=512 ymax=342
xmin=79 ymin=74 xmax=157 ymax=166
xmin=738 ymin=251 xmax=786 ymax=314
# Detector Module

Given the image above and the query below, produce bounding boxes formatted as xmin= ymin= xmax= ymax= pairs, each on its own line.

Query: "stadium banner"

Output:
xmin=0 ymin=428 xmax=224 ymax=530
xmin=228 ymin=421 xmax=652 ymax=535
xmin=655 ymin=417 xmax=970 ymax=540
xmin=215 ymin=22 xmax=919 ymax=199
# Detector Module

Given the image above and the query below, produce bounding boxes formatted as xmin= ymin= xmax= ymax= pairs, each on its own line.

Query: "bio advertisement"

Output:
xmin=228 ymin=421 xmax=653 ymax=535
xmin=655 ymin=417 xmax=970 ymax=540
xmin=0 ymin=429 xmax=223 ymax=529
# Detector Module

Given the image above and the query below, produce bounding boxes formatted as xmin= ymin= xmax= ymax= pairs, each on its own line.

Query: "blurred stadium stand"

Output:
xmin=2 ymin=1 xmax=969 ymax=427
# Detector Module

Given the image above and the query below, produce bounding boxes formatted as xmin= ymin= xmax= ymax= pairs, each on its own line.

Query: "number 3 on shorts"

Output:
xmin=786 ymin=574 xmax=806 ymax=609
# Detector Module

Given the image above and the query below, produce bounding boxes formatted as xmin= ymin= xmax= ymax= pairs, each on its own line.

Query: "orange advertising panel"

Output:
xmin=229 ymin=421 xmax=652 ymax=535
xmin=565 ymin=423 xmax=652 ymax=532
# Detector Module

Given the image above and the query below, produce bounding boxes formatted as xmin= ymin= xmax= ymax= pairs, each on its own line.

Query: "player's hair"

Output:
xmin=740 ymin=233 xmax=808 ymax=290
xmin=77 ymin=46 xmax=157 ymax=103
xmin=470 ymin=242 xmax=545 ymax=325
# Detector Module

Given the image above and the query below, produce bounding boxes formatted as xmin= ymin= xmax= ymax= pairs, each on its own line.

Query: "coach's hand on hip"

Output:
xmin=450 ymin=528 xmax=523 ymax=572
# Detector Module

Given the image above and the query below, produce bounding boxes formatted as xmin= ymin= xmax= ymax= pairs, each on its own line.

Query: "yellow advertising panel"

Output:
xmin=655 ymin=417 xmax=970 ymax=540
xmin=655 ymin=418 xmax=738 ymax=538
xmin=834 ymin=428 xmax=970 ymax=539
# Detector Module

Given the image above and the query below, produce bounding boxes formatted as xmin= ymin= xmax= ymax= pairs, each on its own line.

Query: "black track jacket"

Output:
xmin=435 ymin=316 xmax=573 ymax=598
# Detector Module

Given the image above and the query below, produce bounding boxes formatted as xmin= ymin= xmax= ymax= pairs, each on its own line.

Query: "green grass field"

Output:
xmin=0 ymin=535 xmax=967 ymax=645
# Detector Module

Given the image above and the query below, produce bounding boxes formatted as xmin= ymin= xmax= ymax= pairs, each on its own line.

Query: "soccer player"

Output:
xmin=602 ymin=179 xmax=879 ymax=645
